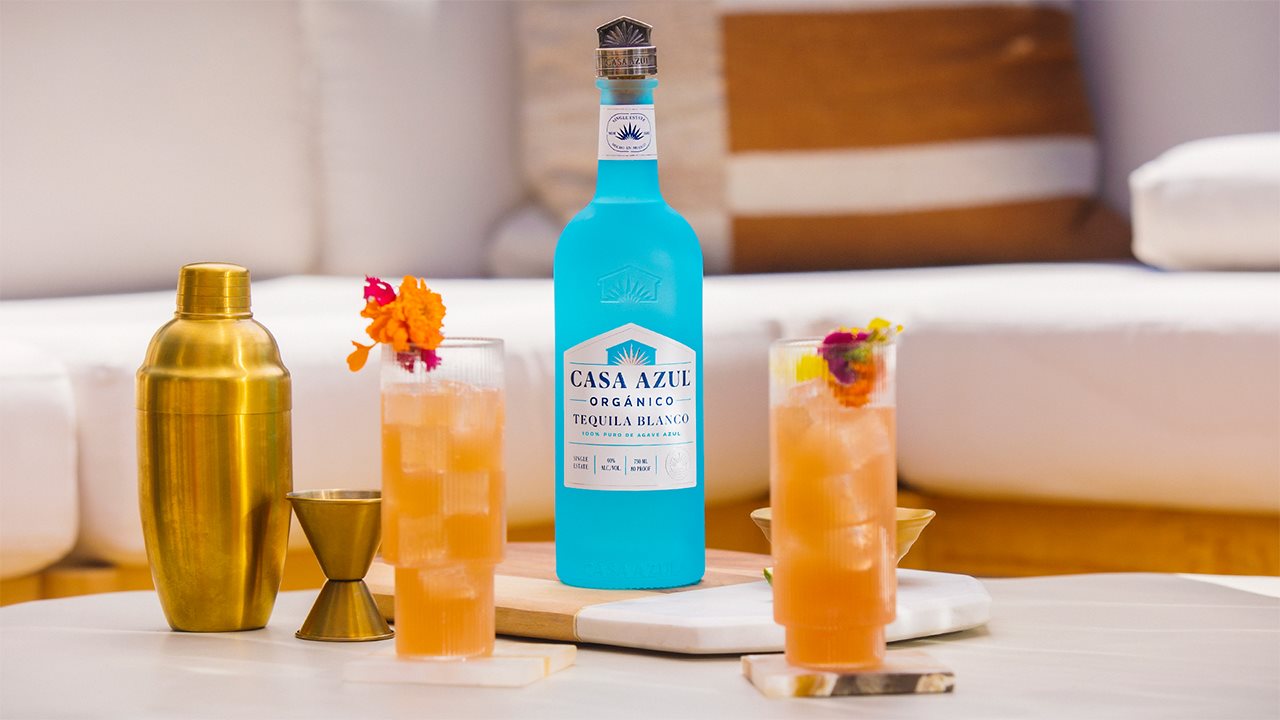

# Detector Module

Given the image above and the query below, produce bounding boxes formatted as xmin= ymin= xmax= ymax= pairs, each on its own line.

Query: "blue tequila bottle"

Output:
xmin=554 ymin=17 xmax=704 ymax=589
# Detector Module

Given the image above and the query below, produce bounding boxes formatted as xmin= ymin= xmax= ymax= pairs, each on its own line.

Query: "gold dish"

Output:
xmin=750 ymin=507 xmax=936 ymax=564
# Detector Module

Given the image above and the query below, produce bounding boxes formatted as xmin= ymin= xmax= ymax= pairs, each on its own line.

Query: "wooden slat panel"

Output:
xmin=898 ymin=490 xmax=1280 ymax=577
xmin=0 ymin=573 xmax=42 ymax=607
xmin=732 ymin=197 xmax=1131 ymax=272
xmin=723 ymin=5 xmax=1093 ymax=152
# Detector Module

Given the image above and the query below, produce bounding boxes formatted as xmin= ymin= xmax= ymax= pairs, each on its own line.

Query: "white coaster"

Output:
xmin=742 ymin=650 xmax=954 ymax=699
xmin=344 ymin=640 xmax=576 ymax=688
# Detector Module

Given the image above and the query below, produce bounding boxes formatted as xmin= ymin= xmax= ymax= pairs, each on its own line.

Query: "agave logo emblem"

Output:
xmin=601 ymin=22 xmax=649 ymax=49
xmin=606 ymin=339 xmax=656 ymax=366
xmin=598 ymin=265 xmax=661 ymax=304
xmin=613 ymin=123 xmax=647 ymax=142
xmin=604 ymin=111 xmax=653 ymax=154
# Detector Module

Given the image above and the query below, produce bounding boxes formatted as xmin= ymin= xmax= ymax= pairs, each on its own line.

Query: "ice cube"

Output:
xmin=418 ymin=382 xmax=466 ymax=428
xmin=771 ymin=526 xmax=807 ymax=558
xmin=827 ymin=523 xmax=876 ymax=572
xmin=824 ymin=407 xmax=892 ymax=471
xmin=398 ymin=425 xmax=448 ymax=474
xmin=820 ymin=473 xmax=873 ymax=526
xmin=451 ymin=387 xmax=501 ymax=435
xmin=387 ymin=514 xmax=447 ymax=566
xmin=784 ymin=380 xmax=829 ymax=408
xmin=382 ymin=388 xmax=426 ymax=426
xmin=771 ymin=404 xmax=813 ymax=448
xmin=424 ymin=564 xmax=483 ymax=600
xmin=443 ymin=471 xmax=491 ymax=515
xmin=448 ymin=388 xmax=503 ymax=472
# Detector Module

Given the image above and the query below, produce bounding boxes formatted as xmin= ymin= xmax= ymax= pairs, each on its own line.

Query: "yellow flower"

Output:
xmin=795 ymin=355 xmax=829 ymax=383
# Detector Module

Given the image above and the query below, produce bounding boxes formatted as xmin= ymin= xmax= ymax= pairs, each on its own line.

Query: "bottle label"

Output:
xmin=598 ymin=105 xmax=657 ymax=161
xmin=563 ymin=323 xmax=696 ymax=491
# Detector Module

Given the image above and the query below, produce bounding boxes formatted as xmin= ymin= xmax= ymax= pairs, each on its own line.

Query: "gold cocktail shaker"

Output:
xmin=138 ymin=262 xmax=292 ymax=631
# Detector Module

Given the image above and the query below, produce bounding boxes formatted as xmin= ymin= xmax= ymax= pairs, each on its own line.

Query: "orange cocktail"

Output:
xmin=380 ymin=339 xmax=505 ymax=658
xmin=770 ymin=329 xmax=898 ymax=670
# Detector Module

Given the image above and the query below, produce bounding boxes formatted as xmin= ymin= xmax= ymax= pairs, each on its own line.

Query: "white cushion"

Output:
xmin=710 ymin=265 xmax=1279 ymax=513
xmin=1131 ymin=134 xmax=1280 ymax=270
xmin=0 ymin=277 xmax=773 ymax=565
xmin=304 ymin=1 xmax=524 ymax=279
xmin=1074 ymin=1 xmax=1280 ymax=215
xmin=0 ymin=343 xmax=77 ymax=578
xmin=0 ymin=1 xmax=315 ymax=299
xmin=3 ymin=265 xmax=1277 ymax=564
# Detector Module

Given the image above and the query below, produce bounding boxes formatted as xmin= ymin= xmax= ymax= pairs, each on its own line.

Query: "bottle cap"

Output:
xmin=596 ymin=16 xmax=657 ymax=78
xmin=176 ymin=262 xmax=252 ymax=317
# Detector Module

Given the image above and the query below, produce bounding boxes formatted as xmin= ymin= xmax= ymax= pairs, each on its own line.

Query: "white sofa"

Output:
xmin=0 ymin=344 xmax=77 ymax=577
xmin=1 ymin=1 xmax=1277 ymax=575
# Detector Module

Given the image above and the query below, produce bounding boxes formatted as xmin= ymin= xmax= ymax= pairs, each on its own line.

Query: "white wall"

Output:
xmin=304 ymin=0 xmax=525 ymax=281
xmin=0 ymin=0 xmax=525 ymax=299
xmin=1075 ymin=0 xmax=1280 ymax=214
xmin=0 ymin=0 xmax=316 ymax=299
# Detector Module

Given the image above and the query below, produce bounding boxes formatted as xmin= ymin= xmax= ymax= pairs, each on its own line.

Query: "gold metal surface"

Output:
xmin=288 ymin=490 xmax=393 ymax=642
xmin=137 ymin=263 xmax=292 ymax=632
xmin=751 ymin=507 xmax=936 ymax=564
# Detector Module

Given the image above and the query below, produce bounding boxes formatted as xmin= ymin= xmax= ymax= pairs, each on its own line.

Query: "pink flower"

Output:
xmin=823 ymin=330 xmax=855 ymax=346
xmin=363 ymin=276 xmax=396 ymax=306
xmin=395 ymin=348 xmax=442 ymax=373
xmin=819 ymin=330 xmax=868 ymax=385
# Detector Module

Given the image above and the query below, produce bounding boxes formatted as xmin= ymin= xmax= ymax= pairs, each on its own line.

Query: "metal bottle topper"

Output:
xmin=596 ymin=16 xmax=656 ymax=78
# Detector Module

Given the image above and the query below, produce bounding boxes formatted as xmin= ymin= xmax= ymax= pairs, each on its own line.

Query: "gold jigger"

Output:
xmin=287 ymin=490 xmax=394 ymax=642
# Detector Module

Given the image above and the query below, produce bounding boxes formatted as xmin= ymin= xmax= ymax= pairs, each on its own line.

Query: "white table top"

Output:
xmin=1 ymin=574 xmax=1277 ymax=719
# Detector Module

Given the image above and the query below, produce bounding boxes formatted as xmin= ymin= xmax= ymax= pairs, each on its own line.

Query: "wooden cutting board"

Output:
xmin=366 ymin=542 xmax=991 ymax=654
xmin=367 ymin=543 xmax=765 ymax=639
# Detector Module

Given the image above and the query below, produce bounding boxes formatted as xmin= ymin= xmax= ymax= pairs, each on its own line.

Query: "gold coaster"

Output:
xmin=742 ymin=649 xmax=954 ymax=698
xmin=344 ymin=640 xmax=576 ymax=688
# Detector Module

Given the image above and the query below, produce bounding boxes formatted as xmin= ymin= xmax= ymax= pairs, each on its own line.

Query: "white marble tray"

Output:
xmin=573 ymin=569 xmax=991 ymax=654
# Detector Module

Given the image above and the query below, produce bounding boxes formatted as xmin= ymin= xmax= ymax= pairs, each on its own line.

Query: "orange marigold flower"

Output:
xmin=395 ymin=276 xmax=446 ymax=350
xmin=347 ymin=341 xmax=375 ymax=372
xmin=346 ymin=275 xmax=446 ymax=372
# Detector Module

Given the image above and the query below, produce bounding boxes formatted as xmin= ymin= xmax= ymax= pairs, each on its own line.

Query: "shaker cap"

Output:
xmin=177 ymin=262 xmax=251 ymax=317
xmin=596 ymin=16 xmax=657 ymax=78
xmin=139 ymin=261 xmax=288 ymax=414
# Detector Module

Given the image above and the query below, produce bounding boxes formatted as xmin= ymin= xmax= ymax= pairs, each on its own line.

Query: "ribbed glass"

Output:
xmin=393 ymin=564 xmax=495 ymax=659
xmin=380 ymin=338 xmax=505 ymax=391
xmin=380 ymin=338 xmax=505 ymax=658
xmin=768 ymin=338 xmax=897 ymax=670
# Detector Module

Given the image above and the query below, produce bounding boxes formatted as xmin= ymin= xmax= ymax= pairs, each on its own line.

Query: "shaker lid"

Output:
xmin=139 ymin=261 xmax=289 ymax=414
xmin=596 ymin=16 xmax=656 ymax=78
xmin=177 ymin=262 xmax=251 ymax=317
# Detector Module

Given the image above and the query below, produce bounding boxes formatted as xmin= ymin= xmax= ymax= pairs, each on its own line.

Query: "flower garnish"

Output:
xmin=363 ymin=276 xmax=395 ymax=306
xmin=346 ymin=275 xmax=446 ymax=372
xmin=800 ymin=318 xmax=902 ymax=408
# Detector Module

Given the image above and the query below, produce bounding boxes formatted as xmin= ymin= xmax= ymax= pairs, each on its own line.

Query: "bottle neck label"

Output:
xmin=598 ymin=105 xmax=657 ymax=161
